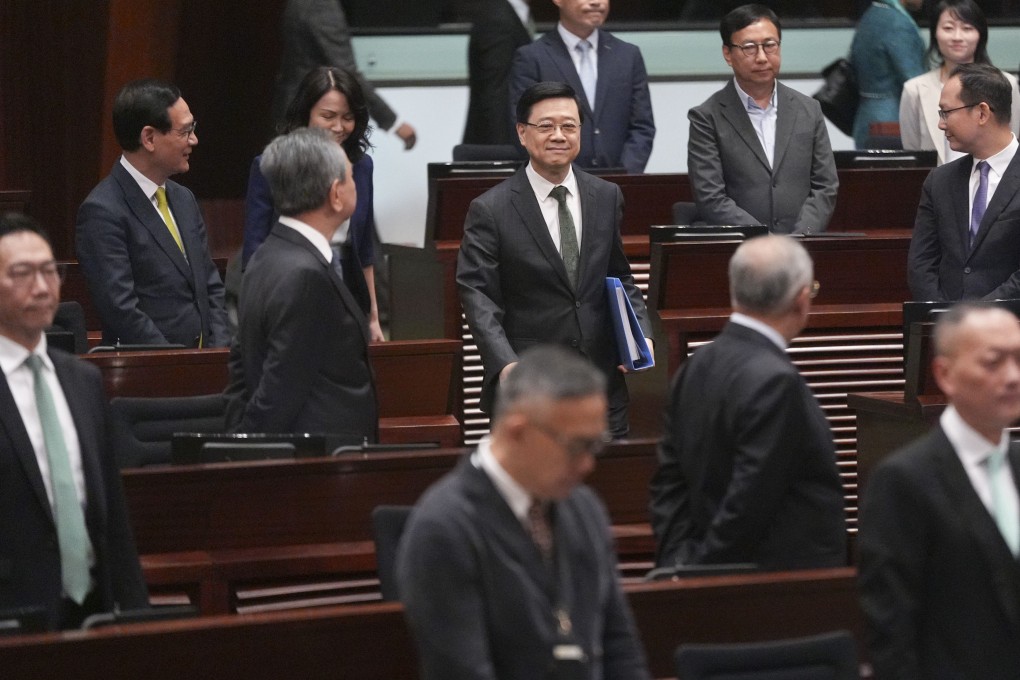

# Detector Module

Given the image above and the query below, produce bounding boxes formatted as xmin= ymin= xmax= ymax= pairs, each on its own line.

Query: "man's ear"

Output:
xmin=140 ymin=126 xmax=158 ymax=152
xmin=330 ymin=179 xmax=345 ymax=212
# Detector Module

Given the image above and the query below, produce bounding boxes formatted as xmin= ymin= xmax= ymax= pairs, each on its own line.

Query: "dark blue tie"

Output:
xmin=970 ymin=160 xmax=990 ymax=249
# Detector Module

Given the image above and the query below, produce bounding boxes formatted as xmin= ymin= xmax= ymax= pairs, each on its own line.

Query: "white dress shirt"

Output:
xmin=941 ymin=405 xmax=1019 ymax=521
xmin=119 ymin=155 xmax=183 ymax=236
xmin=969 ymin=134 xmax=1019 ymax=225
xmin=734 ymin=79 xmax=778 ymax=169
xmin=558 ymin=23 xmax=599 ymax=81
xmin=473 ymin=436 xmax=533 ymax=526
xmin=730 ymin=312 xmax=788 ymax=351
xmin=277 ymin=215 xmax=333 ymax=262
xmin=525 ymin=163 xmax=583 ymax=255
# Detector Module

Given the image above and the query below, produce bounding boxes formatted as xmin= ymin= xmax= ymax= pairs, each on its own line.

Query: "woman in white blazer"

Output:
xmin=899 ymin=0 xmax=1020 ymax=165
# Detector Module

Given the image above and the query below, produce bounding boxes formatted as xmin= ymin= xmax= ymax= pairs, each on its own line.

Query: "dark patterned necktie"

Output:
xmin=527 ymin=500 xmax=554 ymax=564
xmin=550 ymin=185 xmax=579 ymax=289
xmin=970 ymin=160 xmax=990 ymax=249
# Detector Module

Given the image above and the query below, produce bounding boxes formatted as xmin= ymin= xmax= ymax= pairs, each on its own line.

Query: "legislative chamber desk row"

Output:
xmin=0 ymin=567 xmax=862 ymax=680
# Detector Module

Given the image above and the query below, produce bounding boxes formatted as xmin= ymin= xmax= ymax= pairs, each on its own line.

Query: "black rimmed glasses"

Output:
xmin=521 ymin=121 xmax=581 ymax=135
xmin=937 ymin=103 xmax=980 ymax=121
xmin=530 ymin=421 xmax=612 ymax=458
xmin=728 ymin=40 xmax=780 ymax=57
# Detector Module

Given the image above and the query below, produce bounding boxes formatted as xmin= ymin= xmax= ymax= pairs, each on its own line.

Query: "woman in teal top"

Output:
xmin=850 ymin=0 xmax=926 ymax=148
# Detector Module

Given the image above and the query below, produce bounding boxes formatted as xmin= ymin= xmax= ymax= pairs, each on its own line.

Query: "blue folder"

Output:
xmin=605 ymin=277 xmax=654 ymax=372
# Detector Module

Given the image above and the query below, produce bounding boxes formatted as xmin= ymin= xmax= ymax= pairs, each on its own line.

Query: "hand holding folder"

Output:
xmin=605 ymin=277 xmax=654 ymax=372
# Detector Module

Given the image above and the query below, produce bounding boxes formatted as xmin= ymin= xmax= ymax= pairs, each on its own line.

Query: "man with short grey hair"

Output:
xmin=397 ymin=345 xmax=651 ymax=680
xmin=226 ymin=128 xmax=377 ymax=440
xmin=650 ymin=234 xmax=846 ymax=570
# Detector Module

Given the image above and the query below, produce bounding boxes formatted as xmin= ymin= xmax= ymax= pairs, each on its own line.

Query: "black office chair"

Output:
xmin=675 ymin=630 xmax=858 ymax=680
xmin=452 ymin=144 xmax=524 ymax=162
xmin=47 ymin=301 xmax=88 ymax=354
xmin=371 ymin=505 xmax=413 ymax=602
xmin=671 ymin=201 xmax=702 ymax=225
xmin=109 ymin=393 xmax=228 ymax=468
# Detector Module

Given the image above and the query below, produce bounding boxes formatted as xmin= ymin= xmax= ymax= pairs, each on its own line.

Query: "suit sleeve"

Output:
xmin=857 ymin=461 xmax=927 ymax=680
xmin=687 ymin=105 xmax=761 ymax=226
xmin=907 ymin=172 xmax=946 ymax=301
xmin=241 ymin=268 xmax=338 ymax=432
xmin=509 ymin=47 xmax=539 ymax=141
xmin=190 ymin=206 xmax=230 ymax=347
xmin=899 ymin=81 xmax=925 ymax=152
xmin=649 ymin=368 xmax=692 ymax=566
xmin=300 ymin=0 xmax=397 ymax=130
xmin=793 ymin=99 xmax=838 ymax=234
xmin=458 ymin=198 xmax=518 ymax=385
xmin=469 ymin=19 xmax=524 ymax=145
xmin=396 ymin=511 xmax=500 ymax=680
xmin=618 ymin=50 xmax=655 ymax=175
xmin=242 ymin=157 xmax=275 ymax=269
xmin=606 ymin=185 xmax=652 ymax=338
xmin=75 ymin=199 xmax=170 ymax=344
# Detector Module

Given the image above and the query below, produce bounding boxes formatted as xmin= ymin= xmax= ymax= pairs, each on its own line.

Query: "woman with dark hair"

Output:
xmin=900 ymin=0 xmax=1020 ymax=164
xmin=243 ymin=66 xmax=384 ymax=341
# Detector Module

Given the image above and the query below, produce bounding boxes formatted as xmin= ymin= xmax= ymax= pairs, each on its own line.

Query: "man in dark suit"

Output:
xmin=0 ymin=214 xmax=147 ymax=630
xmin=458 ymin=81 xmax=652 ymax=438
xmin=858 ymin=302 xmax=1020 ymax=678
xmin=76 ymin=79 xmax=229 ymax=348
xmin=509 ymin=0 xmax=655 ymax=173
xmin=273 ymin=0 xmax=417 ymax=149
xmin=226 ymin=128 xmax=376 ymax=441
xmin=688 ymin=5 xmax=837 ymax=233
xmin=909 ymin=63 xmax=1020 ymax=301
xmin=650 ymin=235 xmax=846 ymax=570
xmin=463 ymin=0 xmax=533 ymax=146
xmin=396 ymin=345 xmax=651 ymax=680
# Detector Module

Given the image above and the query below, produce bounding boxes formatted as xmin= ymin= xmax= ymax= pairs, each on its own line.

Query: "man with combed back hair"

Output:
xmin=226 ymin=128 xmax=377 ymax=441
xmin=650 ymin=234 xmax=846 ymax=570
xmin=397 ymin=345 xmax=651 ymax=680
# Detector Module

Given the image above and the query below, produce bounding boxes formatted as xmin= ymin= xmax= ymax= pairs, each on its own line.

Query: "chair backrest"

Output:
xmin=675 ymin=630 xmax=858 ymax=680
xmin=672 ymin=201 xmax=701 ymax=225
xmin=109 ymin=393 xmax=228 ymax=468
xmin=452 ymin=144 xmax=523 ymax=162
xmin=48 ymin=301 xmax=88 ymax=354
xmin=371 ymin=505 xmax=413 ymax=602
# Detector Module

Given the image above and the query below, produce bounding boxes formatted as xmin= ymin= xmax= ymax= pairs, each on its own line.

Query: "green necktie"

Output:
xmin=550 ymin=186 xmax=580 ymax=290
xmin=155 ymin=186 xmax=185 ymax=254
xmin=25 ymin=355 xmax=93 ymax=603
xmin=987 ymin=448 xmax=1020 ymax=557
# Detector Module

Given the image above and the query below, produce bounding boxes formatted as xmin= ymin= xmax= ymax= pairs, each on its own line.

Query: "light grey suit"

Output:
xmin=688 ymin=80 xmax=838 ymax=234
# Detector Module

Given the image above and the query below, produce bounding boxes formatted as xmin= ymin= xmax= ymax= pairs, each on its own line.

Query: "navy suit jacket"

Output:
xmin=858 ymin=426 xmax=1020 ymax=679
xmin=510 ymin=29 xmax=655 ymax=174
xmin=227 ymin=226 xmax=377 ymax=441
xmin=456 ymin=168 xmax=650 ymax=436
xmin=75 ymin=161 xmax=229 ymax=347
xmin=396 ymin=455 xmax=651 ymax=680
xmin=908 ymin=151 xmax=1020 ymax=301
xmin=649 ymin=322 xmax=847 ymax=569
xmin=0 ymin=348 xmax=147 ymax=629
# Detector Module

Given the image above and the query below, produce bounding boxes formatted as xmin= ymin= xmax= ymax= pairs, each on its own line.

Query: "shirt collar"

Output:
xmin=507 ymin=0 xmax=530 ymax=25
xmin=733 ymin=78 xmax=777 ymax=113
xmin=973 ymin=134 xmax=1019 ymax=178
xmin=473 ymin=436 xmax=533 ymax=523
xmin=729 ymin=312 xmax=788 ymax=350
xmin=277 ymin=216 xmax=334 ymax=263
xmin=941 ymin=404 xmax=1009 ymax=465
xmin=525 ymin=163 xmax=579 ymax=201
xmin=119 ymin=155 xmax=163 ymax=202
xmin=0 ymin=332 xmax=50 ymax=378
xmin=558 ymin=23 xmax=599 ymax=52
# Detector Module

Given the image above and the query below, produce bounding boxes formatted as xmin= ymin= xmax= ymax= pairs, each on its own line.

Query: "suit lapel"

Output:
xmin=541 ymin=32 xmax=592 ymax=118
xmin=972 ymin=153 xmax=1020 ymax=254
xmin=718 ymin=82 xmax=770 ymax=171
xmin=950 ymin=159 xmax=974 ymax=259
xmin=112 ymin=163 xmax=193 ymax=282
xmin=772 ymin=85 xmax=798 ymax=173
xmin=935 ymin=432 xmax=1020 ymax=626
xmin=0 ymin=369 xmax=54 ymax=523
xmin=509 ymin=170 xmax=574 ymax=290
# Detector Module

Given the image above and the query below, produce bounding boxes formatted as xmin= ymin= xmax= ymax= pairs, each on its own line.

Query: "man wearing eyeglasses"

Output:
xmin=75 ymin=79 xmax=229 ymax=348
xmin=397 ymin=345 xmax=651 ymax=680
xmin=908 ymin=63 xmax=1020 ymax=302
xmin=650 ymin=235 xmax=846 ymax=571
xmin=0 ymin=213 xmax=148 ymax=629
xmin=458 ymin=81 xmax=652 ymax=439
xmin=687 ymin=4 xmax=837 ymax=234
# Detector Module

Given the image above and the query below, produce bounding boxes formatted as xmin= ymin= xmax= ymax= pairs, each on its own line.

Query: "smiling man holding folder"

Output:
xmin=457 ymin=81 xmax=652 ymax=438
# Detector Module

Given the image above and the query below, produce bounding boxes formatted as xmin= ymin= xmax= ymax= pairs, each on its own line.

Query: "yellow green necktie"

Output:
xmin=155 ymin=186 xmax=185 ymax=254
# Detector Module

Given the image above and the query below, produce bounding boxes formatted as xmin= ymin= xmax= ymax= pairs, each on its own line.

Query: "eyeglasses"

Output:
xmin=937 ymin=103 xmax=980 ymax=121
xmin=809 ymin=280 xmax=820 ymax=299
xmin=530 ymin=421 xmax=611 ymax=458
xmin=521 ymin=121 xmax=581 ymax=135
xmin=5 ymin=261 xmax=65 ymax=289
xmin=728 ymin=40 xmax=780 ymax=57
xmin=170 ymin=121 xmax=198 ymax=138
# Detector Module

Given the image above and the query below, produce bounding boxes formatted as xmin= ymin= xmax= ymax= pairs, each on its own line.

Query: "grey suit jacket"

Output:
xmin=858 ymin=426 xmax=1020 ymax=679
xmin=396 ymin=455 xmax=651 ymax=680
xmin=688 ymin=80 xmax=838 ymax=234
xmin=908 ymin=151 xmax=1020 ymax=301
xmin=273 ymin=0 xmax=397 ymax=130
xmin=75 ymin=161 xmax=229 ymax=347
xmin=510 ymin=29 xmax=655 ymax=174
xmin=649 ymin=322 xmax=847 ymax=570
xmin=0 ymin=348 xmax=148 ymax=629
xmin=227 ymin=226 xmax=377 ymax=440
xmin=456 ymin=168 xmax=650 ymax=436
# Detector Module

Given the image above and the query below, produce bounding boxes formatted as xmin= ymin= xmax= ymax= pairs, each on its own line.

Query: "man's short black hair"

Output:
xmin=720 ymin=4 xmax=781 ymax=45
xmin=515 ymin=81 xmax=585 ymax=125
xmin=112 ymin=78 xmax=182 ymax=152
xmin=0 ymin=212 xmax=51 ymax=246
xmin=952 ymin=62 xmax=1013 ymax=126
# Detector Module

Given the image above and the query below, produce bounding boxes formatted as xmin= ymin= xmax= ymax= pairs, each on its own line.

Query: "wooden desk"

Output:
xmin=124 ymin=439 xmax=659 ymax=614
xmin=0 ymin=568 xmax=862 ymax=680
